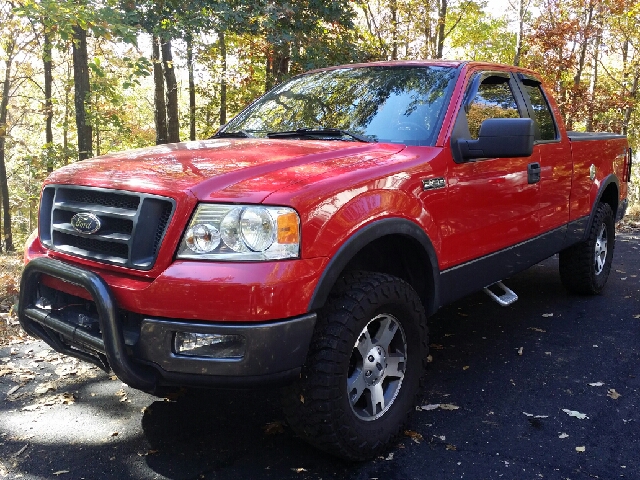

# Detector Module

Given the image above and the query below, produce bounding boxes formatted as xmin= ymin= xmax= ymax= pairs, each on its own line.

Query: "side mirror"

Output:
xmin=454 ymin=118 xmax=534 ymax=161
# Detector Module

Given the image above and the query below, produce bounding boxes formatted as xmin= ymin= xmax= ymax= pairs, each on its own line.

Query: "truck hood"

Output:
xmin=47 ymin=139 xmax=404 ymax=203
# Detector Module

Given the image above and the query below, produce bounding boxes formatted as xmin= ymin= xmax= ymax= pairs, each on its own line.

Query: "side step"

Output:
xmin=483 ymin=281 xmax=518 ymax=307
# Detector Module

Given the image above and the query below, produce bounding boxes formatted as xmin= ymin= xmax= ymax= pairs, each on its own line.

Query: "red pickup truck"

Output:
xmin=19 ymin=61 xmax=631 ymax=460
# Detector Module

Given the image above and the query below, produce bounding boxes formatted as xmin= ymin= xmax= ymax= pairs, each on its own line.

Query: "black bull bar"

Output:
xmin=18 ymin=257 xmax=157 ymax=392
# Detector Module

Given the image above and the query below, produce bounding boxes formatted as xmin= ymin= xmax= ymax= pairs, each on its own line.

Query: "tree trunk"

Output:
xmin=513 ymin=0 xmax=525 ymax=66
xmin=566 ymin=0 xmax=595 ymax=129
xmin=573 ymin=0 xmax=594 ymax=88
xmin=436 ymin=0 xmax=447 ymax=59
xmin=63 ymin=56 xmax=71 ymax=164
xmin=152 ymin=35 xmax=168 ymax=145
xmin=266 ymin=44 xmax=290 ymax=91
xmin=586 ymin=32 xmax=600 ymax=132
xmin=390 ymin=0 xmax=398 ymax=60
xmin=0 ymin=48 xmax=14 ymax=252
xmin=422 ymin=0 xmax=435 ymax=58
xmin=161 ymin=39 xmax=180 ymax=143
xmin=622 ymin=72 xmax=639 ymax=136
xmin=72 ymin=25 xmax=92 ymax=160
xmin=219 ymin=31 xmax=227 ymax=126
xmin=187 ymin=34 xmax=196 ymax=140
xmin=44 ymin=29 xmax=54 ymax=172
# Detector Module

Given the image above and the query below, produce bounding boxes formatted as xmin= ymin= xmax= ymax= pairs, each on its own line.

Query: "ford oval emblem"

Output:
xmin=70 ymin=213 xmax=101 ymax=234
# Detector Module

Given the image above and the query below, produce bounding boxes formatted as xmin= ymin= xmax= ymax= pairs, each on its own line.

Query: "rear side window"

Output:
xmin=521 ymin=82 xmax=557 ymax=141
xmin=466 ymin=76 xmax=520 ymax=139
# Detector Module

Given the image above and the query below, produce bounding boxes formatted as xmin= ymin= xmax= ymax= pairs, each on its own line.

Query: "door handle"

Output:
xmin=527 ymin=162 xmax=541 ymax=184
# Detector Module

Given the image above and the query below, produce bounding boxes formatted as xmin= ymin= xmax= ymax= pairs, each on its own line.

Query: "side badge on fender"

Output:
xmin=422 ymin=177 xmax=446 ymax=191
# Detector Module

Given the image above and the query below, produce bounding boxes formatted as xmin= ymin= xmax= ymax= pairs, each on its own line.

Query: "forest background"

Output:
xmin=0 ymin=0 xmax=639 ymax=254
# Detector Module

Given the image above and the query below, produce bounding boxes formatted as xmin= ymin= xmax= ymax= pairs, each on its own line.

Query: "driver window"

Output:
xmin=466 ymin=76 xmax=520 ymax=139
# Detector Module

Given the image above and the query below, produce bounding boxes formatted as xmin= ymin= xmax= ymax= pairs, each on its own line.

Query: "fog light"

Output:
xmin=174 ymin=332 xmax=246 ymax=359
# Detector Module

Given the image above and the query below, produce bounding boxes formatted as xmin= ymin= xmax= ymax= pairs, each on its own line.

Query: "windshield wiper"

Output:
xmin=211 ymin=130 xmax=254 ymax=139
xmin=266 ymin=128 xmax=375 ymax=143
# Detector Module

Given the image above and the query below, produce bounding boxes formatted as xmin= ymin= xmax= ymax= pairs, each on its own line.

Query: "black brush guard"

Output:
xmin=18 ymin=257 xmax=157 ymax=392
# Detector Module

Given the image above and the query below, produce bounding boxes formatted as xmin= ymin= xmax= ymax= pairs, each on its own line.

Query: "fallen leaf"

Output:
xmin=633 ymin=315 xmax=640 ymax=319
xmin=384 ymin=452 xmax=394 ymax=461
xmin=517 ymin=347 xmax=523 ymax=356
xmin=263 ymin=421 xmax=285 ymax=435
xmin=404 ymin=430 xmax=423 ymax=443
xmin=588 ymin=382 xmax=604 ymax=387
xmin=576 ymin=446 xmax=585 ymax=452
xmin=559 ymin=433 xmax=569 ymax=439
xmin=6 ymin=385 xmax=20 ymax=396
xmin=111 ymin=432 xmax=119 ymax=437
xmin=34 ymin=383 xmax=56 ymax=395
xmin=446 ymin=444 xmax=457 ymax=451
xmin=607 ymin=389 xmax=621 ymax=400
xmin=528 ymin=327 xmax=546 ymax=333
xmin=523 ymin=412 xmax=549 ymax=418
xmin=291 ymin=468 xmax=307 ymax=473
xmin=430 ymin=344 xmax=444 ymax=350
xmin=542 ymin=313 xmax=554 ymax=318
xmin=439 ymin=404 xmax=460 ymax=410
xmin=563 ymin=409 xmax=589 ymax=419
xmin=426 ymin=355 xmax=433 ymax=363
xmin=14 ymin=444 xmax=28 ymax=457
xmin=463 ymin=366 xmax=470 ymax=370
xmin=418 ymin=404 xmax=440 ymax=411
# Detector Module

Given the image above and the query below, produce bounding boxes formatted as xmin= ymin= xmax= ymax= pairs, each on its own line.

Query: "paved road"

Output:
xmin=1 ymin=230 xmax=638 ymax=480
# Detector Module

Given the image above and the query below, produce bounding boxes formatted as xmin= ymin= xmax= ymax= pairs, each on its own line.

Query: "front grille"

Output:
xmin=39 ymin=185 xmax=175 ymax=270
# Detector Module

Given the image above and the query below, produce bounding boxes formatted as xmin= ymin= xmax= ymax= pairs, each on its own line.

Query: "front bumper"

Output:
xmin=18 ymin=257 xmax=317 ymax=392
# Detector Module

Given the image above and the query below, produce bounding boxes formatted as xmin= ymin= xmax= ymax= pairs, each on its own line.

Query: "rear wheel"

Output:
xmin=283 ymin=272 xmax=428 ymax=460
xmin=559 ymin=202 xmax=615 ymax=294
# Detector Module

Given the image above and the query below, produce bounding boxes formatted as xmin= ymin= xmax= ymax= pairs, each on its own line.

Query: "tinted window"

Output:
xmin=522 ymin=83 xmax=557 ymax=141
xmin=222 ymin=66 xmax=458 ymax=146
xmin=466 ymin=77 xmax=520 ymax=139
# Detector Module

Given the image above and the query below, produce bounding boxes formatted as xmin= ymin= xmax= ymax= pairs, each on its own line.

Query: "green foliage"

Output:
xmin=2 ymin=0 xmax=640 ymax=251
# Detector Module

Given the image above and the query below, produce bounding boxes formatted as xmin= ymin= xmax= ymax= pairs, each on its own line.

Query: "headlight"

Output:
xmin=177 ymin=204 xmax=300 ymax=261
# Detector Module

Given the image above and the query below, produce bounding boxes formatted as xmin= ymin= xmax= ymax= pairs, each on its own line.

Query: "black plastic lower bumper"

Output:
xmin=18 ymin=257 xmax=317 ymax=392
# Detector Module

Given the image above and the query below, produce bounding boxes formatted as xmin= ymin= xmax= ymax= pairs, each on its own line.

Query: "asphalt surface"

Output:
xmin=1 ymin=230 xmax=639 ymax=480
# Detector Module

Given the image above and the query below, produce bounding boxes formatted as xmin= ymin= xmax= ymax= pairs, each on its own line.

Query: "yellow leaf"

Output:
xmin=404 ymin=430 xmax=423 ymax=443
xmin=263 ymin=421 xmax=284 ymax=435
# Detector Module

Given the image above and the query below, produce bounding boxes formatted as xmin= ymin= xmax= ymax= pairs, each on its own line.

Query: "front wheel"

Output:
xmin=282 ymin=272 xmax=428 ymax=460
xmin=559 ymin=202 xmax=615 ymax=294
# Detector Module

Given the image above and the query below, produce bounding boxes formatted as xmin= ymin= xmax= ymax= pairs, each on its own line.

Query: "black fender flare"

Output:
xmin=583 ymin=174 xmax=619 ymax=242
xmin=307 ymin=218 xmax=440 ymax=316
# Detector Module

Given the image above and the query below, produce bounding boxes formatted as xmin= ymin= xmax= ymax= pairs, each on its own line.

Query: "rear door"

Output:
xmin=516 ymin=75 xmax=572 ymax=234
xmin=442 ymin=70 xmax=540 ymax=268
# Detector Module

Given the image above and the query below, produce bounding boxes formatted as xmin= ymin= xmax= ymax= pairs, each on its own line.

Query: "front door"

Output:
xmin=442 ymin=71 xmax=540 ymax=269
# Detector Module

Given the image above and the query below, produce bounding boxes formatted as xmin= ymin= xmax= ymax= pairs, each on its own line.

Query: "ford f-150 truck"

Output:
xmin=18 ymin=61 xmax=631 ymax=460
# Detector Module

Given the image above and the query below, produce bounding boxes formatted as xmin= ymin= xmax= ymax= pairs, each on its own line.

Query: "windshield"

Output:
xmin=221 ymin=65 xmax=458 ymax=146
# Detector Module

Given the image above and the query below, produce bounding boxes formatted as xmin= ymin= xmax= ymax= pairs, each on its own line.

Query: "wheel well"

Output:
xmin=339 ymin=234 xmax=436 ymax=315
xmin=599 ymin=182 xmax=618 ymax=216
